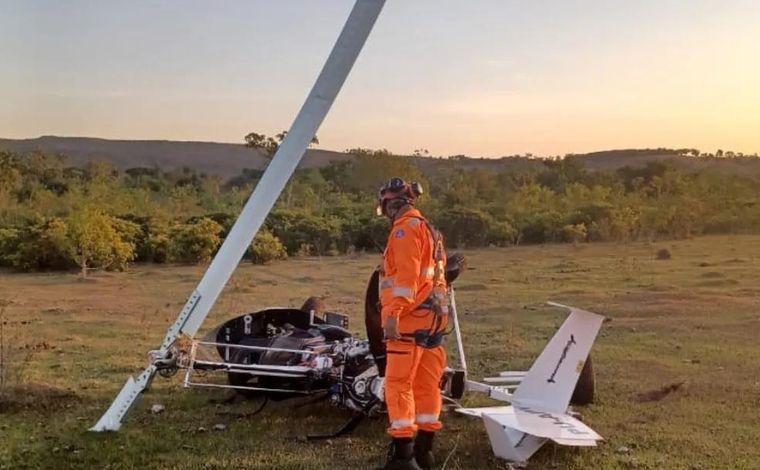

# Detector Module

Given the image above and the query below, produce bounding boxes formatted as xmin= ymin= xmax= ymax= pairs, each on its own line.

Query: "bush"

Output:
xmin=434 ymin=207 xmax=493 ymax=248
xmin=195 ymin=212 xmax=237 ymax=237
xmin=515 ymin=211 xmax=563 ymax=244
xmin=146 ymin=230 xmax=171 ymax=264
xmin=249 ymin=230 xmax=287 ymax=264
xmin=296 ymin=243 xmax=314 ymax=257
xmin=128 ymin=217 xmax=171 ymax=263
xmin=609 ymin=206 xmax=641 ymax=242
xmin=145 ymin=219 xmax=170 ymax=264
xmin=267 ymin=210 xmax=342 ymax=255
xmin=66 ymin=209 xmax=135 ymax=277
xmin=0 ymin=228 xmax=19 ymax=267
xmin=12 ymin=218 xmax=74 ymax=271
xmin=487 ymin=220 xmax=519 ymax=246
xmin=561 ymin=223 xmax=588 ymax=243
xmin=169 ymin=217 xmax=223 ymax=264
xmin=112 ymin=217 xmax=143 ymax=249
xmin=338 ymin=214 xmax=389 ymax=253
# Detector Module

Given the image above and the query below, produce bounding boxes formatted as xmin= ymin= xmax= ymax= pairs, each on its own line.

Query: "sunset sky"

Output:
xmin=2 ymin=0 xmax=759 ymax=157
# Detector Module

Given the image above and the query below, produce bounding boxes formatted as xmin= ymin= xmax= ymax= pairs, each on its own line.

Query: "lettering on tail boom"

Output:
xmin=547 ymin=335 xmax=576 ymax=383
xmin=514 ymin=405 xmax=590 ymax=436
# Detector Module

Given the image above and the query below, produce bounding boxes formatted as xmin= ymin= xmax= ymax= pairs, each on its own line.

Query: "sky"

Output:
xmin=1 ymin=0 xmax=759 ymax=157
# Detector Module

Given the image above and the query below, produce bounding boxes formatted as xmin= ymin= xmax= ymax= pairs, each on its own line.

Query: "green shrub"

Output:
xmin=249 ymin=230 xmax=287 ymax=264
xmin=169 ymin=217 xmax=223 ymax=264
xmin=515 ymin=211 xmax=563 ymax=244
xmin=112 ymin=217 xmax=142 ymax=247
xmin=487 ymin=220 xmax=519 ymax=246
xmin=338 ymin=213 xmax=388 ymax=252
xmin=267 ymin=210 xmax=342 ymax=255
xmin=66 ymin=209 xmax=135 ymax=276
xmin=609 ymin=206 xmax=641 ymax=242
xmin=434 ymin=207 xmax=493 ymax=248
xmin=144 ymin=218 xmax=170 ymax=264
xmin=146 ymin=230 xmax=171 ymax=264
xmin=127 ymin=217 xmax=171 ymax=263
xmin=12 ymin=218 xmax=74 ymax=271
xmin=561 ymin=223 xmax=588 ymax=243
xmin=0 ymin=228 xmax=20 ymax=267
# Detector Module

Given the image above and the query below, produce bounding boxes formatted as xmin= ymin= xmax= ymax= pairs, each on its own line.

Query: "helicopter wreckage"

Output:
xmin=90 ymin=0 xmax=605 ymax=462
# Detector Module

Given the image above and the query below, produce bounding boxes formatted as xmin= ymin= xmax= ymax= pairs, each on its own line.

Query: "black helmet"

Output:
xmin=376 ymin=177 xmax=423 ymax=216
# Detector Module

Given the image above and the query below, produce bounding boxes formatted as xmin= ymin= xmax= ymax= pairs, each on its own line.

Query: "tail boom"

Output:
xmin=457 ymin=303 xmax=605 ymax=462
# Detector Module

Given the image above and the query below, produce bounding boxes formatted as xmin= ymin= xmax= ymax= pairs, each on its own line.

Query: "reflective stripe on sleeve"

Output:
xmin=380 ymin=278 xmax=394 ymax=290
xmin=420 ymin=266 xmax=435 ymax=278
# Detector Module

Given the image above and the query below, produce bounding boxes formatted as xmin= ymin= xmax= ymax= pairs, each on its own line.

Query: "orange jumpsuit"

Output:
xmin=380 ymin=208 xmax=448 ymax=439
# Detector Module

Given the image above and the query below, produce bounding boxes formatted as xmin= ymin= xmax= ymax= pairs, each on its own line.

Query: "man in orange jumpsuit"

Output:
xmin=377 ymin=177 xmax=448 ymax=470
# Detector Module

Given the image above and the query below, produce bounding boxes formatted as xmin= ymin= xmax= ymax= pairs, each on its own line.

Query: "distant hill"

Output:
xmin=567 ymin=148 xmax=760 ymax=177
xmin=2 ymin=136 xmax=760 ymax=179
xmin=0 ymin=136 xmax=352 ymax=178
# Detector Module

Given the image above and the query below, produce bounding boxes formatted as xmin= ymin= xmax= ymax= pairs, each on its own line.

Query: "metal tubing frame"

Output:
xmin=197 ymin=340 xmax=326 ymax=357
xmin=449 ymin=287 xmax=468 ymax=372
xmin=192 ymin=360 xmax=313 ymax=376
xmin=185 ymin=381 xmax=321 ymax=395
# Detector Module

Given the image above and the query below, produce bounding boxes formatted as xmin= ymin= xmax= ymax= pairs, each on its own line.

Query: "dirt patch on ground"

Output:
xmin=696 ymin=278 xmax=739 ymax=287
xmin=699 ymin=271 xmax=725 ymax=279
xmin=656 ymin=248 xmax=672 ymax=260
xmin=0 ymin=383 xmax=80 ymax=413
xmin=636 ymin=382 xmax=686 ymax=402
xmin=456 ymin=283 xmax=488 ymax=291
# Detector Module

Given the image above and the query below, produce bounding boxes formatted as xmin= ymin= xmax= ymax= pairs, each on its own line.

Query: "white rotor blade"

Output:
xmin=181 ymin=0 xmax=386 ymax=338
xmin=91 ymin=0 xmax=386 ymax=432
xmin=89 ymin=365 xmax=157 ymax=432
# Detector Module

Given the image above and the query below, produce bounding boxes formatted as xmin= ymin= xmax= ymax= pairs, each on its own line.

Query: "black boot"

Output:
xmin=382 ymin=438 xmax=422 ymax=470
xmin=414 ymin=431 xmax=435 ymax=469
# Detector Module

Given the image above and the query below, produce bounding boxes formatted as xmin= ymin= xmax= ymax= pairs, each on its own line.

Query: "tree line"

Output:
xmin=2 ymin=146 xmax=760 ymax=276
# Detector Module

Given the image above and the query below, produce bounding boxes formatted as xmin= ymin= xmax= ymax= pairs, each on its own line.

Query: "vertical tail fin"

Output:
xmin=512 ymin=303 xmax=604 ymax=414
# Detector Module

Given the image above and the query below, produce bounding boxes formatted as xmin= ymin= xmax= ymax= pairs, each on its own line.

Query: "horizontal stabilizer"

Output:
xmin=552 ymin=437 xmax=598 ymax=447
xmin=507 ymin=406 xmax=602 ymax=442
xmin=484 ymin=377 xmax=522 ymax=384
xmin=456 ymin=405 xmax=512 ymax=418
xmin=498 ymin=371 xmax=527 ymax=378
xmin=457 ymin=405 xmax=602 ymax=446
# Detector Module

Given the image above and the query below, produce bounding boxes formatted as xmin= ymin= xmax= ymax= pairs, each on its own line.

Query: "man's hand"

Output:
xmin=383 ymin=316 xmax=401 ymax=340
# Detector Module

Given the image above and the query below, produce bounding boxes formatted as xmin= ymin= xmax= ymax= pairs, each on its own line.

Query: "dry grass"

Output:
xmin=1 ymin=235 xmax=760 ymax=469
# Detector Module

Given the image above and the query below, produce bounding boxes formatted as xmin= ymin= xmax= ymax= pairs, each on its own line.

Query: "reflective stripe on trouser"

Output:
xmin=384 ymin=338 xmax=447 ymax=438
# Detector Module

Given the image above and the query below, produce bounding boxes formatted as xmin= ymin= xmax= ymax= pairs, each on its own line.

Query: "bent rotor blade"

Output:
xmin=179 ymin=0 xmax=386 ymax=338
xmin=91 ymin=0 xmax=386 ymax=432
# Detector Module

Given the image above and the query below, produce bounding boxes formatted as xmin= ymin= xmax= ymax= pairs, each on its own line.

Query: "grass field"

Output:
xmin=2 ymin=235 xmax=760 ymax=469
